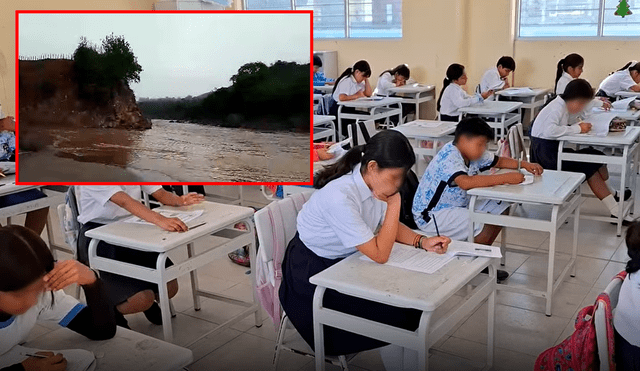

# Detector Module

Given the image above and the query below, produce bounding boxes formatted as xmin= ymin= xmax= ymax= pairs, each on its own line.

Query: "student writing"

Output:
xmin=437 ymin=63 xmax=493 ymax=122
xmin=479 ymin=56 xmax=516 ymax=101
xmin=555 ymin=53 xmax=611 ymax=116
xmin=597 ymin=61 xmax=640 ymax=101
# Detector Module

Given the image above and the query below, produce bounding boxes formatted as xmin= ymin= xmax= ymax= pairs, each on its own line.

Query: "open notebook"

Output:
xmin=0 ymin=345 xmax=95 ymax=371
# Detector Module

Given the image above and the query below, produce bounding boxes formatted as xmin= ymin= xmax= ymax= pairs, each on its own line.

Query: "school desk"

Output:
xmin=313 ymin=94 xmax=323 ymax=113
xmin=387 ymin=84 xmax=436 ymax=120
xmin=85 ymin=201 xmax=260 ymax=343
xmin=614 ymin=91 xmax=640 ymax=100
xmin=309 ymin=242 xmax=497 ymax=371
xmin=315 ymin=85 xmax=334 ymax=95
xmin=25 ymin=327 xmax=193 ymax=371
xmin=392 ymin=120 xmax=456 ymax=175
xmin=557 ymin=126 xmax=640 ymax=237
xmin=313 ymin=115 xmax=336 ymax=142
xmin=495 ymin=87 xmax=551 ymax=127
xmin=467 ymin=170 xmax=584 ymax=316
xmin=337 ymin=97 xmax=403 ymax=140
xmin=456 ymin=101 xmax=523 ymax=141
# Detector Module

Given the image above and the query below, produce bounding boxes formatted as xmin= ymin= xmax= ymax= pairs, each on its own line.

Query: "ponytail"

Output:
xmin=380 ymin=64 xmax=411 ymax=80
xmin=314 ymin=130 xmax=415 ymax=189
xmin=625 ymin=221 xmax=640 ymax=274
xmin=331 ymin=60 xmax=371 ymax=96
xmin=614 ymin=60 xmax=640 ymax=75
xmin=555 ymin=53 xmax=584 ymax=94
xmin=437 ymin=63 xmax=465 ymax=112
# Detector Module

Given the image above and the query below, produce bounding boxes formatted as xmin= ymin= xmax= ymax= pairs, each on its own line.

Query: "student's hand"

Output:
xmin=502 ymin=172 xmax=525 ymax=184
xmin=421 ymin=236 xmax=451 ymax=254
xmin=155 ymin=216 xmax=188 ymax=232
xmin=21 ymin=352 xmax=67 ymax=371
xmin=375 ymin=191 xmax=401 ymax=205
xmin=503 ymin=80 xmax=510 ymax=89
xmin=179 ymin=192 xmax=205 ymax=206
xmin=601 ymin=100 xmax=612 ymax=110
xmin=481 ymin=90 xmax=494 ymax=99
xmin=43 ymin=260 xmax=97 ymax=291
xmin=523 ymin=162 xmax=544 ymax=176
xmin=326 ymin=81 xmax=335 ymax=86
xmin=355 ymin=90 xmax=366 ymax=99
xmin=579 ymin=122 xmax=592 ymax=133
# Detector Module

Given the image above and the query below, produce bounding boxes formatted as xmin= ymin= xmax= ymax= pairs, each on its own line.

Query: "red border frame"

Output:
xmin=15 ymin=10 xmax=314 ymax=186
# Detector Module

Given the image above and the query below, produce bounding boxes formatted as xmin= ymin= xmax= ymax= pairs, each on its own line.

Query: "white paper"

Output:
xmin=124 ymin=209 xmax=204 ymax=225
xmin=360 ymin=244 xmax=454 ymax=274
xmin=0 ymin=162 xmax=15 ymax=175
xmin=584 ymin=112 xmax=618 ymax=137
xmin=500 ymin=87 xmax=534 ymax=95
xmin=0 ymin=345 xmax=95 ymax=371
xmin=521 ymin=174 xmax=534 ymax=185
xmin=412 ymin=120 xmax=443 ymax=128
xmin=612 ymin=97 xmax=636 ymax=110
xmin=445 ymin=240 xmax=503 ymax=259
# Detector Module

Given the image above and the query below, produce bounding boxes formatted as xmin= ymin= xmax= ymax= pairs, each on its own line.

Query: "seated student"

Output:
xmin=279 ymin=130 xmax=450 ymax=369
xmin=313 ymin=55 xmax=334 ymax=94
xmin=479 ymin=56 xmax=516 ymax=101
xmin=0 ymin=116 xmax=49 ymax=235
xmin=374 ymin=64 xmax=416 ymax=122
xmin=412 ymin=117 xmax=543 ymax=281
xmin=614 ymin=221 xmax=640 ymax=371
xmin=0 ymin=225 xmax=116 ymax=371
xmin=329 ymin=60 xmax=373 ymax=138
xmin=437 ymin=64 xmax=493 ymax=122
xmin=76 ymin=186 xmax=204 ymax=328
xmin=597 ymin=61 xmax=640 ymax=101
xmin=555 ymin=53 xmax=612 ymax=114
xmin=530 ymin=79 xmax=632 ymax=221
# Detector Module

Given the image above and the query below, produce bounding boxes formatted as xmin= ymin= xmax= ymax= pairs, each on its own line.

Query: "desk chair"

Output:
xmin=347 ymin=119 xmax=378 ymax=148
xmin=595 ymin=271 xmax=625 ymax=371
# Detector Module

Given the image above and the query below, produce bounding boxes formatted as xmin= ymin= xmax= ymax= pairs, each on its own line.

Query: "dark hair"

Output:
xmin=314 ymin=130 xmax=415 ymax=189
xmin=625 ymin=221 xmax=640 ymax=274
xmin=497 ymin=56 xmax=516 ymax=71
xmin=437 ymin=63 xmax=465 ymax=112
xmin=313 ymin=55 xmax=322 ymax=68
xmin=555 ymin=54 xmax=584 ymax=93
xmin=453 ymin=117 xmax=495 ymax=144
xmin=331 ymin=60 xmax=372 ymax=96
xmin=616 ymin=61 xmax=640 ymax=74
xmin=0 ymin=225 xmax=55 ymax=292
xmin=380 ymin=64 xmax=410 ymax=79
xmin=560 ymin=79 xmax=594 ymax=101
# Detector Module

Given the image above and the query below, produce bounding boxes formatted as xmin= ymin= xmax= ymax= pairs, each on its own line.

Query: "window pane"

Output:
xmin=296 ymin=0 xmax=346 ymax=38
xmin=348 ymin=0 xmax=401 ymax=38
xmin=245 ymin=0 xmax=292 ymax=10
xmin=603 ymin=0 xmax=640 ymax=36
xmin=519 ymin=0 xmax=600 ymax=37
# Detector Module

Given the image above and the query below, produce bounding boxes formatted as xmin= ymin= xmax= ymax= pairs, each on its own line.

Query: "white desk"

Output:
xmin=313 ymin=115 xmax=336 ymax=142
xmin=315 ymin=85 xmax=334 ymax=95
xmin=85 ymin=201 xmax=260 ymax=342
xmin=457 ymin=101 xmax=523 ymax=141
xmin=25 ymin=327 xmax=193 ymax=371
xmin=392 ymin=120 xmax=456 ymax=175
xmin=337 ymin=97 xmax=403 ymax=140
xmin=310 ymin=244 xmax=497 ymax=371
xmin=557 ymin=126 xmax=640 ymax=236
xmin=313 ymin=94 xmax=323 ymax=114
xmin=468 ymin=170 xmax=584 ymax=316
xmin=496 ymin=88 xmax=551 ymax=127
xmin=387 ymin=84 xmax=436 ymax=120
xmin=615 ymin=91 xmax=640 ymax=100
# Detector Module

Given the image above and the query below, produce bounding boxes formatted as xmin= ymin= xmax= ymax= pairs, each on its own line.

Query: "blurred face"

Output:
xmin=0 ymin=278 xmax=45 ymax=316
xmin=631 ymin=70 xmax=640 ymax=83
xmin=567 ymin=64 xmax=584 ymax=79
xmin=394 ymin=73 xmax=407 ymax=85
xmin=566 ymin=98 xmax=591 ymax=114
xmin=453 ymin=72 xmax=468 ymax=86
xmin=497 ymin=65 xmax=512 ymax=78
xmin=314 ymin=65 xmax=320 ymax=73
xmin=353 ymin=70 xmax=370 ymax=83
xmin=363 ymin=161 xmax=406 ymax=201
xmin=457 ymin=135 xmax=488 ymax=161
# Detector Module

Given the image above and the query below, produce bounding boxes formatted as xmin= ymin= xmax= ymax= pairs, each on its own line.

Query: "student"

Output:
xmin=330 ymin=60 xmax=373 ymax=138
xmin=77 ymin=186 xmax=204 ymax=328
xmin=0 ymin=225 xmax=116 ymax=371
xmin=313 ymin=55 xmax=334 ymax=94
xmin=597 ymin=61 xmax=640 ymax=101
xmin=479 ymin=56 xmax=516 ymax=100
xmin=437 ymin=64 xmax=493 ymax=122
xmin=375 ymin=64 xmax=416 ymax=122
xmin=614 ymin=221 xmax=640 ymax=371
xmin=412 ymin=117 xmax=542 ymax=281
xmin=555 ymin=53 xmax=611 ymax=113
xmin=279 ymin=130 xmax=450 ymax=369
xmin=530 ymin=79 xmax=632 ymax=220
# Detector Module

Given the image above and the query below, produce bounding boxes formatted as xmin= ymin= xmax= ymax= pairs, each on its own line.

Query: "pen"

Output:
xmin=431 ymin=214 xmax=444 ymax=250
xmin=475 ymin=247 xmax=492 ymax=252
xmin=21 ymin=353 xmax=48 ymax=359
xmin=188 ymin=222 xmax=206 ymax=230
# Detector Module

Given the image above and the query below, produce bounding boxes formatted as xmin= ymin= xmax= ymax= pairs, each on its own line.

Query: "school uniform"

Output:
xmin=279 ymin=163 xmax=422 ymax=356
xmin=555 ymin=72 xmax=604 ymax=124
xmin=313 ymin=71 xmax=334 ymax=94
xmin=614 ymin=271 xmax=640 ymax=370
xmin=330 ymin=76 xmax=366 ymax=138
xmin=598 ymin=69 xmax=637 ymax=100
xmin=480 ymin=67 xmax=506 ymax=101
xmin=77 ymin=185 xmax=172 ymax=307
xmin=439 ymin=83 xmax=482 ymax=122
xmin=411 ymin=142 xmax=508 ymax=241
xmin=530 ymin=96 xmax=604 ymax=179
xmin=374 ymin=72 xmax=416 ymax=122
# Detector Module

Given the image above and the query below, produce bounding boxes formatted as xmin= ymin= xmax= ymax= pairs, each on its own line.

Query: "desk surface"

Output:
xmin=387 ymin=84 xmax=436 ymax=94
xmin=26 ymin=327 xmax=193 ymax=371
xmin=337 ymin=96 xmax=403 ymax=108
xmin=457 ymin=100 xmax=523 ymax=115
xmin=393 ymin=120 xmax=456 ymax=139
xmin=85 ymin=201 xmax=254 ymax=252
xmin=615 ymin=91 xmax=640 ymax=98
xmin=467 ymin=169 xmax=584 ymax=205
xmin=313 ymin=115 xmax=336 ymax=126
xmin=315 ymin=85 xmax=334 ymax=94
xmin=309 ymin=243 xmax=493 ymax=312
xmin=313 ymin=94 xmax=323 ymax=101
xmin=0 ymin=175 xmax=39 ymax=197
xmin=495 ymin=87 xmax=550 ymax=98
xmin=558 ymin=126 xmax=640 ymax=146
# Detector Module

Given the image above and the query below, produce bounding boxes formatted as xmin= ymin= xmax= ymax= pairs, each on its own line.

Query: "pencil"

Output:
xmin=432 ymin=214 xmax=440 ymax=237
xmin=21 ymin=353 xmax=48 ymax=359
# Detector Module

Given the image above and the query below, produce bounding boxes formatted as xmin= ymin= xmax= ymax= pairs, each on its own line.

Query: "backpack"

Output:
xmin=399 ymin=170 xmax=420 ymax=230
xmin=534 ymin=292 xmax=615 ymax=371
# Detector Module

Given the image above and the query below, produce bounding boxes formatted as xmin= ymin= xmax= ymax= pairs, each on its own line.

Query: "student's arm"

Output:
xmin=395 ymin=222 xmax=450 ymax=254
xmin=0 ymin=117 xmax=15 ymax=132
xmin=363 ymin=77 xmax=373 ymax=97
xmin=451 ymin=87 xmax=483 ymax=109
xmin=494 ymin=157 xmax=543 ymax=175
xmin=150 ymin=188 xmax=204 ymax=207
xmin=355 ymin=193 xmax=401 ymax=263
xmin=540 ymin=108 xmax=587 ymax=138
xmin=109 ymin=191 xmax=188 ymax=232
xmin=631 ymin=84 xmax=640 ymax=92
xmin=454 ymin=173 xmax=524 ymax=190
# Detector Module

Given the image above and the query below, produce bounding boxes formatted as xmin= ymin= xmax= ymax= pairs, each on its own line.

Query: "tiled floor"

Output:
xmin=14 ymin=185 xmax=636 ymax=370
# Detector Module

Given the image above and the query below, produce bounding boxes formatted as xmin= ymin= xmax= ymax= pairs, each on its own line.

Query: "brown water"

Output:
xmin=24 ymin=120 xmax=310 ymax=182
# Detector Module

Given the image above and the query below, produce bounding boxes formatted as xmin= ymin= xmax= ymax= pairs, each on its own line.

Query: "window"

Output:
xmin=245 ymin=0 xmax=402 ymax=38
xmin=519 ymin=0 xmax=640 ymax=37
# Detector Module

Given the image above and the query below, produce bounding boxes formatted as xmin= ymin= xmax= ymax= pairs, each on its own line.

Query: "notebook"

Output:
xmin=0 ymin=345 xmax=95 ymax=371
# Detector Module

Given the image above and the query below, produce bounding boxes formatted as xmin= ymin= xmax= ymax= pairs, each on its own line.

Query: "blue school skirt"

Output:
xmin=530 ymin=136 xmax=604 ymax=180
xmin=440 ymin=114 xmax=459 ymax=122
xmin=0 ymin=189 xmax=47 ymax=208
xmin=279 ymin=233 xmax=422 ymax=356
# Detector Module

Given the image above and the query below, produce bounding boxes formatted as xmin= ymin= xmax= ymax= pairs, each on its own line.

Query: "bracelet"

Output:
xmin=415 ymin=235 xmax=425 ymax=249
xmin=413 ymin=234 xmax=421 ymax=248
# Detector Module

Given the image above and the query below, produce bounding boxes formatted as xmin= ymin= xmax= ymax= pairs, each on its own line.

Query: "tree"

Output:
xmin=615 ymin=0 xmax=632 ymax=18
xmin=102 ymin=33 xmax=143 ymax=85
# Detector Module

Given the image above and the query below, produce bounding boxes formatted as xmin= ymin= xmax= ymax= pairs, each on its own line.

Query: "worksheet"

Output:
xmin=0 ymin=345 xmax=95 ymax=371
xmin=360 ymin=244 xmax=454 ymax=274
xmin=124 ymin=209 xmax=204 ymax=225
xmin=584 ymin=112 xmax=618 ymax=137
xmin=611 ymin=96 xmax=635 ymax=110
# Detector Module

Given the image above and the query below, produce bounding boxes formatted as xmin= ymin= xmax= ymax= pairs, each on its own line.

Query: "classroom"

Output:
xmin=3 ymin=0 xmax=640 ymax=371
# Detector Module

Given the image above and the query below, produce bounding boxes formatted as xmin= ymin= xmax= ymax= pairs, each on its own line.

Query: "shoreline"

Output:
xmin=155 ymin=117 xmax=311 ymax=134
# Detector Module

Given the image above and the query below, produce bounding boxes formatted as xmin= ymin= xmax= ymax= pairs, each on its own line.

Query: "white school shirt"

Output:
xmin=0 ymin=290 xmax=85 ymax=360
xmin=332 ymin=75 xmax=366 ymax=102
xmin=297 ymin=163 xmax=387 ymax=259
xmin=556 ymin=72 xmax=604 ymax=124
xmin=530 ymin=96 xmax=581 ymax=139
xmin=479 ymin=67 xmax=506 ymax=101
xmin=439 ymin=83 xmax=483 ymax=117
xmin=598 ymin=70 xmax=637 ymax=96
xmin=77 ymin=185 xmax=162 ymax=225
xmin=614 ymin=272 xmax=640 ymax=347
xmin=555 ymin=71 xmax=573 ymax=95
xmin=374 ymin=72 xmax=395 ymax=96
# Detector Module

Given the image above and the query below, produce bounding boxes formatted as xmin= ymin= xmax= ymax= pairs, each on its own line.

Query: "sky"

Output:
xmin=18 ymin=13 xmax=310 ymax=98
